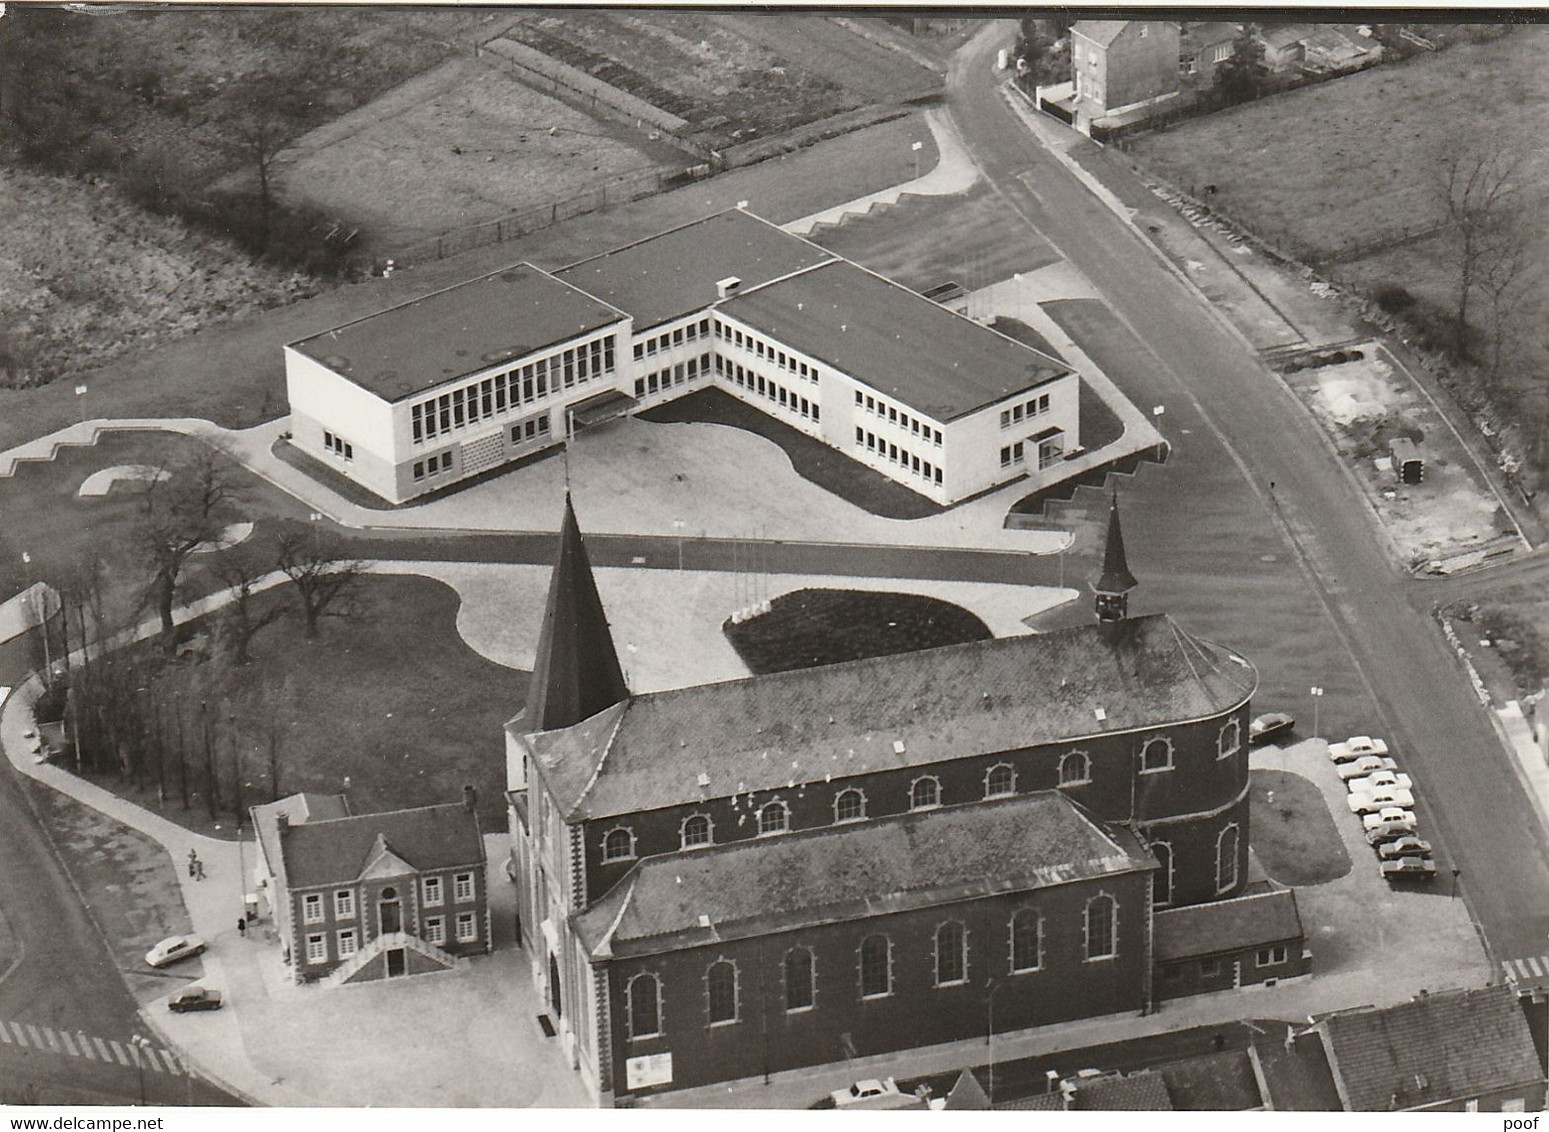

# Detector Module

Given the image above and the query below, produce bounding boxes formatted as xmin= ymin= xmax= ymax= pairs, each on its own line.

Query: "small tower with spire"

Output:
xmin=1091 ymin=490 xmax=1138 ymax=623
xmin=524 ymin=494 xmax=630 ymax=732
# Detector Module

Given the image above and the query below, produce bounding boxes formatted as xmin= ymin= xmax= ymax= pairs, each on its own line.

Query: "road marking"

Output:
xmin=42 ymin=1027 xmax=62 ymax=1053
xmin=109 ymin=1039 xmax=129 ymax=1067
xmin=0 ymin=1022 xmax=11 ymax=1044
xmin=58 ymin=1030 xmax=77 ymax=1056
xmin=77 ymin=1033 xmax=96 ymax=1060
xmin=11 ymin=1022 xmax=29 ymax=1046
xmin=92 ymin=1036 xmax=112 ymax=1062
xmin=26 ymin=1024 xmax=44 ymax=1048
xmin=158 ymin=1049 xmax=182 ymax=1075
xmin=1528 ymin=956 xmax=1544 ymax=977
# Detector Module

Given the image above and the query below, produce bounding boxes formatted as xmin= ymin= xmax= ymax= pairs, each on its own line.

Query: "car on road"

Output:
xmin=168 ymin=986 xmax=223 ymax=1013
xmin=1335 ymin=755 xmax=1399 ymax=782
xmin=831 ymin=1078 xmax=920 ymax=1110
xmin=1377 ymin=836 xmax=1432 ymax=860
xmin=1348 ymin=788 xmax=1415 ymax=814
xmin=1329 ymin=736 xmax=1389 ymax=762
xmin=1362 ymin=807 xmax=1418 ymax=837
xmin=1345 ymin=770 xmax=1413 ymax=795
xmin=1381 ymin=856 xmax=1437 ymax=881
xmin=1249 ymin=713 xmax=1295 ymax=744
xmin=145 ymin=935 xmax=207 ymax=969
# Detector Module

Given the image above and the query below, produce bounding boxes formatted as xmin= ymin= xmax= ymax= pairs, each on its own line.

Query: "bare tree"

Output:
xmin=135 ymin=445 xmax=240 ymax=642
xmin=1475 ymin=218 xmax=1536 ymax=379
xmin=213 ymin=553 xmax=285 ymax=664
xmin=274 ymin=530 xmax=366 ymax=639
xmin=1432 ymin=137 xmax=1529 ymax=358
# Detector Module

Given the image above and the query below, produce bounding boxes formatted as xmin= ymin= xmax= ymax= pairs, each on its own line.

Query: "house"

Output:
xmin=1311 ymin=985 xmax=1547 ymax=1112
xmin=1255 ymin=24 xmax=1381 ymax=74
xmin=1153 ymin=888 xmax=1310 ymax=998
xmin=1070 ymin=20 xmax=1181 ymax=120
xmin=1180 ymin=22 xmax=1241 ymax=83
xmin=250 ymin=789 xmax=489 ymax=985
xmin=284 ymin=209 xmax=1085 ymax=507
xmin=998 ymin=1069 xmax=1175 ymax=1110
xmin=506 ymin=492 xmax=1284 ymax=1103
xmin=1249 ymin=1030 xmax=1345 ymax=1111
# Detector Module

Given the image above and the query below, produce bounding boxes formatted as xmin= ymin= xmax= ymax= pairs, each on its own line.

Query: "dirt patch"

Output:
xmin=1249 ymin=768 xmax=1352 ymax=886
xmin=724 ymin=587 xmax=990 ymax=675
xmin=1450 ymin=596 xmax=1549 ymax=705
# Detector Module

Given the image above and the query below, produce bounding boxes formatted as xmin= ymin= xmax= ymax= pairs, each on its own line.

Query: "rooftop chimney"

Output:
xmin=716 ymin=276 xmax=742 ymax=299
xmin=276 ymin=814 xmax=289 ymax=831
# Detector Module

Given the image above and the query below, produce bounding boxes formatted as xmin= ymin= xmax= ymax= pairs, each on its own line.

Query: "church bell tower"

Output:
xmin=1091 ymin=490 xmax=1138 ymax=623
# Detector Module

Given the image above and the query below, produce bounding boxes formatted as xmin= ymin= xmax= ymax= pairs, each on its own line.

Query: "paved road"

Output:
xmin=943 ymin=23 xmax=1549 ymax=964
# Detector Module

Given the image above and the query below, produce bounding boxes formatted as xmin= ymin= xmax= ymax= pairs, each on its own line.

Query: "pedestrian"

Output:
xmin=187 ymin=849 xmax=198 ymax=879
xmin=237 ymin=916 xmax=247 ymax=938
xmin=195 ymin=858 xmax=205 ymax=881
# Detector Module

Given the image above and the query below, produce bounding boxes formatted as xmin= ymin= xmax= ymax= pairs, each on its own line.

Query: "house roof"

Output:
xmin=287 ymin=263 xmax=626 ymax=403
xmin=1071 ymin=1070 xmax=1175 ymax=1110
xmin=997 ymin=1092 xmax=1064 ymax=1111
xmin=528 ymin=612 xmax=1256 ymax=822
xmin=1072 ymin=21 xmax=1135 ymax=47
xmin=1249 ymin=1032 xmax=1344 ymax=1112
xmin=1315 ymin=984 xmax=1543 ymax=1111
xmin=554 ymin=209 xmax=833 ymax=333
xmin=945 ymin=1069 xmax=992 ymax=1111
xmin=1160 ymin=1050 xmax=1263 ymax=1110
xmin=570 ymin=792 xmax=1153 ymax=959
xmin=1184 ymin=21 xmax=1241 ymax=47
xmin=1153 ymin=889 xmax=1304 ymax=963
xmin=276 ymin=802 xmax=485 ymax=889
xmin=1257 ymin=23 xmax=1317 ymax=49
xmin=250 ymin=793 xmax=350 ymax=887
xmin=720 ymin=259 xmax=1070 ymax=422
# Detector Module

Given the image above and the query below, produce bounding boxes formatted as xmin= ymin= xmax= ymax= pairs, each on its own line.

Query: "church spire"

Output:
xmin=1091 ymin=490 xmax=1139 ymax=623
xmin=525 ymin=494 xmax=630 ymax=731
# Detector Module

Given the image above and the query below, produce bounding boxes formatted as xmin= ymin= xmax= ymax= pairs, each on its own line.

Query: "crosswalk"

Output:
xmin=0 ymin=1019 xmax=186 ymax=1074
xmin=1502 ymin=956 xmax=1549 ymax=984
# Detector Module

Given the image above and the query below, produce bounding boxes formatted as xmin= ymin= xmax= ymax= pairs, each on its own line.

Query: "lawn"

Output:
xmin=1248 ymin=769 xmax=1352 ymax=886
xmin=724 ymin=587 xmax=991 ymax=675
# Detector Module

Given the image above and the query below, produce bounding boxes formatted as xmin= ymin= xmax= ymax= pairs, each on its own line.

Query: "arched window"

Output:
xmin=1058 ymin=750 xmax=1091 ymax=786
xmin=680 ymin=814 xmax=713 ymax=850
xmin=1085 ymin=894 xmax=1117 ymax=960
xmin=1152 ymin=842 xmax=1174 ymax=907
xmin=1140 ymin=736 xmax=1174 ymax=773
xmin=934 ymin=921 xmax=968 ymax=986
xmin=909 ymin=776 xmax=941 ymax=811
xmin=757 ymin=801 xmax=789 ymax=836
xmin=706 ymin=959 xmax=739 ymax=1025
xmin=602 ymin=827 xmax=635 ymax=862
xmin=833 ymin=789 xmax=867 ymax=824
xmin=1010 ymin=909 xmax=1042 ymax=973
xmin=626 ymin=972 xmax=661 ymax=1039
xmin=860 ymin=934 xmax=892 ymax=998
xmin=1216 ymin=824 xmax=1240 ymax=893
xmin=784 ymin=947 xmax=815 ymax=1012
xmin=1218 ymin=718 xmax=1242 ymax=759
xmin=984 ymin=764 xmax=1016 ymax=799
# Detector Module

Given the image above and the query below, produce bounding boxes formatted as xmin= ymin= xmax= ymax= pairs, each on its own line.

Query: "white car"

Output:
xmin=831 ymin=1078 xmax=919 ymax=1110
xmin=1348 ymin=788 xmax=1415 ymax=814
xmin=1335 ymin=755 xmax=1398 ymax=782
xmin=1365 ymin=810 xmax=1419 ymax=842
xmin=1329 ymin=736 xmax=1389 ymax=763
xmin=145 ymin=935 xmax=207 ymax=969
xmin=1346 ymin=771 xmax=1413 ymax=795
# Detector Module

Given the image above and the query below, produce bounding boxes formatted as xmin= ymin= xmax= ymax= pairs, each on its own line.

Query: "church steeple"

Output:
xmin=525 ymin=494 xmax=630 ymax=731
xmin=1091 ymin=490 xmax=1139 ymax=623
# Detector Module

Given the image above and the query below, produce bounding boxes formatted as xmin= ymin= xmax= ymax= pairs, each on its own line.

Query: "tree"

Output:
xmin=1432 ymin=137 xmax=1529 ymax=359
xmin=274 ymin=530 xmax=366 ymax=639
xmin=1214 ymin=25 xmax=1268 ymax=105
xmin=213 ymin=553 xmax=286 ymax=664
xmin=134 ymin=445 xmax=240 ymax=642
xmin=1475 ymin=218 xmax=1535 ymax=379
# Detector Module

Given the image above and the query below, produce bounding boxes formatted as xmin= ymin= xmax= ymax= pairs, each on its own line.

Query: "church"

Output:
xmin=505 ymin=494 xmax=1307 ymax=1104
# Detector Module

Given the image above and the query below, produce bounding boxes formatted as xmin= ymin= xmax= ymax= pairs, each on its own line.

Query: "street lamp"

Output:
xmin=1310 ymin=686 xmax=1324 ymax=739
xmin=130 ymin=1033 xmax=151 ymax=1104
xmin=912 ymin=139 xmax=924 ymax=179
xmin=75 ymin=383 xmax=88 ymax=424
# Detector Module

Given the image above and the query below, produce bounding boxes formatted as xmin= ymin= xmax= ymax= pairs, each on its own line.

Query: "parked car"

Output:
xmin=1329 ymin=736 xmax=1389 ymax=762
xmin=1345 ymin=770 xmax=1413 ymax=795
xmin=1381 ymin=856 xmax=1437 ymax=881
xmin=1348 ymin=788 xmax=1415 ymax=814
xmin=1336 ymin=755 xmax=1399 ymax=781
xmin=1377 ymin=836 xmax=1432 ymax=860
xmin=145 ymin=935 xmax=207 ymax=969
xmin=831 ymin=1078 xmax=921 ymax=1110
xmin=1362 ymin=807 xmax=1417 ymax=836
xmin=1249 ymin=713 xmax=1295 ymax=744
xmin=168 ymin=986 xmax=223 ymax=1013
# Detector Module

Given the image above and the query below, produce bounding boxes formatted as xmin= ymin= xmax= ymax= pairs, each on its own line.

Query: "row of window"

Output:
xmin=1162 ymin=943 xmax=1288 ymax=985
xmin=301 ymin=873 xmax=476 ymax=924
xmin=633 ymin=353 xmax=710 ymax=400
xmin=412 ymin=451 xmax=454 ymax=482
xmin=623 ymin=899 xmax=1117 ymax=1039
xmin=323 ymin=431 xmax=354 ymax=461
xmin=714 ymin=321 xmax=820 ymax=384
xmin=998 ymin=393 xmax=1051 ymax=429
xmin=856 ymin=428 xmax=943 ymax=487
xmin=410 ymin=337 xmax=615 ymax=445
xmin=717 ymin=356 xmax=820 ymax=424
xmin=1147 ymin=822 xmax=1239 ymax=907
xmin=854 ymin=391 xmax=944 ymax=447
xmin=598 ymin=733 xmax=1243 ymax=863
xmin=301 ymin=912 xmax=478 ymax=964
xmin=632 ymin=318 xmax=712 ymax=361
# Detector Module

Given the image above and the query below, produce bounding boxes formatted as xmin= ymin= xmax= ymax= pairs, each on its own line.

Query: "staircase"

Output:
xmin=1007 ymin=445 xmax=1169 ymax=522
xmin=322 ymin=931 xmax=461 ymax=988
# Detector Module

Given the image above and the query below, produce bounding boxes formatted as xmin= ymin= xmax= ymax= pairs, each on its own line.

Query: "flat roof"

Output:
xmin=555 ymin=209 xmax=833 ymax=333
xmin=721 ymin=260 xmax=1071 ymax=422
xmin=289 ymin=263 xmax=627 ymax=403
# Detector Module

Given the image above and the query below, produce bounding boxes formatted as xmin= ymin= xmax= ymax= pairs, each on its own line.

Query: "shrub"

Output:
xmin=1374 ymin=284 xmax=1416 ymax=314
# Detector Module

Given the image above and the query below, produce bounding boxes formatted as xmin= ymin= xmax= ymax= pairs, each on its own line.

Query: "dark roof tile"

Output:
xmin=1153 ymin=890 xmax=1304 ymax=962
xmin=277 ymin=802 xmax=485 ymax=889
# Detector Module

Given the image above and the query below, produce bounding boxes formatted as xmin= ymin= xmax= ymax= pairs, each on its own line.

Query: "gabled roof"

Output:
xmin=1315 ymin=984 xmax=1543 ymax=1111
xmin=945 ymin=1069 xmax=991 ymax=1111
xmin=1072 ymin=1070 xmax=1174 ymax=1110
xmin=528 ymin=612 xmax=1255 ymax=821
xmin=571 ymin=792 xmax=1153 ymax=959
xmin=1073 ymin=20 xmax=1135 ymax=47
xmin=276 ymin=802 xmax=485 ymax=889
xmin=1160 ymin=1050 xmax=1264 ymax=1110
xmin=250 ymin=793 xmax=350 ymax=887
xmin=1153 ymin=889 xmax=1304 ymax=962
xmin=1249 ymin=1032 xmax=1343 ymax=1112
xmin=521 ymin=495 xmax=630 ymax=733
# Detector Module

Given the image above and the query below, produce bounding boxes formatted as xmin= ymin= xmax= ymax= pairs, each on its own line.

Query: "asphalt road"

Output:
xmin=943 ymin=23 xmax=1549 ymax=964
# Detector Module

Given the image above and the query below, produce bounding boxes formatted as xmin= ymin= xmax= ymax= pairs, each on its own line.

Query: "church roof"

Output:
xmin=571 ymin=791 xmax=1153 ymax=959
xmin=520 ymin=495 xmax=629 ymax=733
xmin=276 ymin=802 xmax=485 ymax=889
xmin=1093 ymin=492 xmax=1139 ymax=596
xmin=1153 ymin=889 xmax=1304 ymax=962
xmin=528 ymin=612 xmax=1255 ymax=821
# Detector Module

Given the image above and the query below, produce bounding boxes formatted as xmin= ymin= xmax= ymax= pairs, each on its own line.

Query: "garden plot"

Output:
xmin=1287 ymin=348 xmax=1511 ymax=566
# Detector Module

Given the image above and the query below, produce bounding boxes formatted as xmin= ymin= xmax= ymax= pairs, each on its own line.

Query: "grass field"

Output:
xmin=725 ymin=588 xmax=991 ymax=675
xmin=1248 ymin=768 xmax=1352 ymax=886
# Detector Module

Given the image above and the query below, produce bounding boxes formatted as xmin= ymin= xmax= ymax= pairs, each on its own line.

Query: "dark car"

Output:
xmin=1377 ymin=836 xmax=1432 ymax=860
xmin=1380 ymin=856 xmax=1437 ymax=881
xmin=1249 ymin=713 xmax=1295 ymax=745
xmin=168 ymin=987 xmax=223 ymax=1013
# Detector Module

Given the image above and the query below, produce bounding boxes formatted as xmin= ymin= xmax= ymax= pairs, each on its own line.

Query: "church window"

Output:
xmin=757 ymin=801 xmax=789 ymax=836
xmin=627 ymin=973 xmax=662 ymax=1039
xmin=1010 ymin=909 xmax=1042 ymax=973
xmin=1058 ymin=750 xmax=1091 ymax=786
xmin=909 ymin=776 xmax=941 ymax=811
xmin=833 ymin=789 xmax=866 ymax=824
xmin=934 ymin=921 xmax=968 ymax=986
xmin=984 ymin=763 xmax=1016 ymax=798
xmin=1216 ymin=824 xmax=1240 ymax=893
xmin=860 ymin=935 xmax=892 ymax=998
xmin=1140 ymin=736 xmax=1174 ymax=772
xmin=1084 ymin=894 xmax=1116 ymax=960
xmin=707 ymin=960 xmax=739 ymax=1025
xmin=1218 ymin=718 xmax=1242 ymax=759
xmin=602 ymin=827 xmax=635 ymax=862
xmin=1152 ymin=842 xmax=1174 ymax=906
xmin=680 ymin=814 xmax=713 ymax=849
xmin=784 ymin=947 xmax=815 ymax=1012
